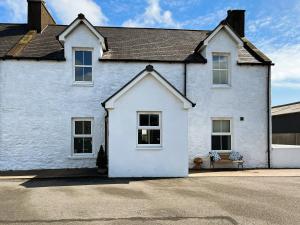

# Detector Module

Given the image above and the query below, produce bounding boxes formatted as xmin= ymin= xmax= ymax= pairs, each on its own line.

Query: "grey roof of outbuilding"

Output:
xmin=0 ymin=23 xmax=270 ymax=64
xmin=272 ymin=102 xmax=300 ymax=116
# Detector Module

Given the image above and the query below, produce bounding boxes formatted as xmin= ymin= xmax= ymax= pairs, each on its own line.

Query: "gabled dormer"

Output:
xmin=58 ymin=13 xmax=107 ymax=51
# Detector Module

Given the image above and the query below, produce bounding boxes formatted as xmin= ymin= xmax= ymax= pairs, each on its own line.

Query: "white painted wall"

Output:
xmin=271 ymin=145 xmax=300 ymax=168
xmin=108 ymin=74 xmax=189 ymax=177
xmin=187 ymin=29 xmax=269 ymax=168
xmin=0 ymin=25 xmax=269 ymax=171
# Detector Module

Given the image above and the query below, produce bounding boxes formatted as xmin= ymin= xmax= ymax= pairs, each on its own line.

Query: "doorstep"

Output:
xmin=0 ymin=168 xmax=107 ymax=180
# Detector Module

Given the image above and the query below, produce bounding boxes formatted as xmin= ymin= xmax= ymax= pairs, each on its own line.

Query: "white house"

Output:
xmin=0 ymin=0 xmax=273 ymax=177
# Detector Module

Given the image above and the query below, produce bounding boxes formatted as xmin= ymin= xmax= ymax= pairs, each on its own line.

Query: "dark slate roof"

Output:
xmin=97 ymin=27 xmax=209 ymax=62
xmin=0 ymin=24 xmax=28 ymax=57
xmin=0 ymin=23 xmax=270 ymax=64
xmin=272 ymin=102 xmax=300 ymax=116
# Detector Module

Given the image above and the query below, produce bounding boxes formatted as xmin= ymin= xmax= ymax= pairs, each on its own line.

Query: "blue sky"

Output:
xmin=1 ymin=0 xmax=300 ymax=106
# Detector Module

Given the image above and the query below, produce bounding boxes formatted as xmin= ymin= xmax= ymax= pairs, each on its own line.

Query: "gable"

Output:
xmin=58 ymin=14 xmax=107 ymax=51
xmin=102 ymin=65 xmax=195 ymax=110
xmin=196 ymin=24 xmax=243 ymax=53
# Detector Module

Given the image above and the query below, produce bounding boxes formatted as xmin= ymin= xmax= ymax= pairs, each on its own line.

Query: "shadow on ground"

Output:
xmin=20 ymin=177 xmax=174 ymax=188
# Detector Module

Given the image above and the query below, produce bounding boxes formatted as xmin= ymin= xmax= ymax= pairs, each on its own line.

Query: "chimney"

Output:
xmin=226 ymin=10 xmax=245 ymax=37
xmin=27 ymin=0 xmax=55 ymax=33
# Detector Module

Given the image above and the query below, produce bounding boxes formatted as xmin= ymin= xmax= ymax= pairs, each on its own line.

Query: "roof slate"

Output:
xmin=0 ymin=23 xmax=270 ymax=64
xmin=0 ymin=24 xmax=28 ymax=57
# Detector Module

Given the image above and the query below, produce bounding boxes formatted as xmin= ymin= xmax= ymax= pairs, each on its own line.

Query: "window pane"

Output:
xmin=212 ymin=135 xmax=221 ymax=150
xmin=138 ymin=129 xmax=148 ymax=144
xmin=84 ymin=51 xmax=92 ymax=65
xmin=75 ymin=67 xmax=84 ymax=81
xmin=84 ymin=67 xmax=92 ymax=81
xmin=150 ymin=114 xmax=159 ymax=126
xmin=219 ymin=70 xmax=228 ymax=84
xmin=213 ymin=120 xmax=221 ymax=133
xmin=213 ymin=55 xmax=219 ymax=69
xmin=75 ymin=51 xmax=84 ymax=65
xmin=138 ymin=129 xmax=160 ymax=144
xmin=75 ymin=121 xmax=84 ymax=134
xmin=74 ymin=137 xmax=84 ymax=153
xmin=213 ymin=70 xmax=220 ymax=84
xmin=150 ymin=130 xmax=160 ymax=144
xmin=219 ymin=56 xmax=228 ymax=69
xmin=84 ymin=121 xmax=91 ymax=134
xmin=83 ymin=137 xmax=92 ymax=153
xmin=139 ymin=114 xmax=149 ymax=126
xmin=221 ymin=135 xmax=231 ymax=150
xmin=221 ymin=120 xmax=230 ymax=132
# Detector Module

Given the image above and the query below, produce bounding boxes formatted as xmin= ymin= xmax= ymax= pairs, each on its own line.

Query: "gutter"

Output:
xmin=267 ymin=65 xmax=271 ymax=168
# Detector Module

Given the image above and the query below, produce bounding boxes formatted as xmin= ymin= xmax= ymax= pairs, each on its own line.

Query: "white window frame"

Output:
xmin=212 ymin=52 xmax=231 ymax=87
xmin=211 ymin=118 xmax=232 ymax=152
xmin=136 ymin=112 xmax=162 ymax=148
xmin=73 ymin=48 xmax=93 ymax=85
xmin=71 ymin=118 xmax=95 ymax=158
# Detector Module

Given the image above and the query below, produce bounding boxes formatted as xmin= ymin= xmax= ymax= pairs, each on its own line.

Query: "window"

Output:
xmin=74 ymin=50 xmax=92 ymax=82
xmin=211 ymin=119 xmax=231 ymax=150
xmin=137 ymin=112 xmax=161 ymax=146
xmin=72 ymin=118 xmax=93 ymax=154
xmin=212 ymin=54 xmax=229 ymax=85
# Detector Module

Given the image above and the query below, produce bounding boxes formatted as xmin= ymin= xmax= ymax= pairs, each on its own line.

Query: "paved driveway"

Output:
xmin=0 ymin=176 xmax=299 ymax=225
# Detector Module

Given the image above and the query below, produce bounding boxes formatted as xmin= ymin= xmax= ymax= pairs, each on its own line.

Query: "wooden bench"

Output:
xmin=210 ymin=152 xmax=244 ymax=169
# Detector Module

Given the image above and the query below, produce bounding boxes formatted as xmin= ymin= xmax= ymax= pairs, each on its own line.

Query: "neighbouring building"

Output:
xmin=272 ymin=102 xmax=300 ymax=145
xmin=0 ymin=0 xmax=273 ymax=177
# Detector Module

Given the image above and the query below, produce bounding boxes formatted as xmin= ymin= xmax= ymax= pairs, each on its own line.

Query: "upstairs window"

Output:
xmin=74 ymin=50 xmax=92 ymax=82
xmin=137 ymin=112 xmax=161 ymax=146
xmin=212 ymin=54 xmax=229 ymax=85
xmin=212 ymin=119 xmax=231 ymax=151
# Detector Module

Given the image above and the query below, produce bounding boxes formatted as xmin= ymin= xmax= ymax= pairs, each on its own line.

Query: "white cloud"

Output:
xmin=0 ymin=0 xmax=27 ymax=22
xmin=48 ymin=0 xmax=108 ymax=25
xmin=269 ymin=44 xmax=300 ymax=82
xmin=267 ymin=44 xmax=300 ymax=87
xmin=180 ymin=9 xmax=226 ymax=29
xmin=122 ymin=0 xmax=180 ymax=28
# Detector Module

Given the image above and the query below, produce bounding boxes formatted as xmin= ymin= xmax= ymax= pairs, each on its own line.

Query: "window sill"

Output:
xmin=211 ymin=84 xmax=231 ymax=89
xmin=212 ymin=150 xmax=232 ymax=153
xmin=136 ymin=146 xmax=163 ymax=150
xmin=72 ymin=82 xmax=94 ymax=87
xmin=68 ymin=155 xmax=96 ymax=159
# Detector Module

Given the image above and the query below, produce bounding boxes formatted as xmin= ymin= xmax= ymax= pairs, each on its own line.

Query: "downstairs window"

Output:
xmin=72 ymin=118 xmax=93 ymax=155
xmin=137 ymin=112 xmax=161 ymax=146
xmin=212 ymin=119 xmax=231 ymax=151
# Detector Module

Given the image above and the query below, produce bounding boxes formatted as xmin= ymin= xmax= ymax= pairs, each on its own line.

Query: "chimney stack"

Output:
xmin=27 ymin=0 xmax=55 ymax=33
xmin=226 ymin=10 xmax=245 ymax=37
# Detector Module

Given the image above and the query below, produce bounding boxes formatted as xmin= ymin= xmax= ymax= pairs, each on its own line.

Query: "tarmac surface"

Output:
xmin=0 ymin=171 xmax=299 ymax=225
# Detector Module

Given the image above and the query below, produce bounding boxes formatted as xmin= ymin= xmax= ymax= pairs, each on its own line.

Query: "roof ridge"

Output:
xmin=47 ymin=23 xmax=210 ymax=32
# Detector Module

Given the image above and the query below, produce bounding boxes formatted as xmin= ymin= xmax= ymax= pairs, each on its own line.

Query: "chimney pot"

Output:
xmin=226 ymin=10 xmax=245 ymax=37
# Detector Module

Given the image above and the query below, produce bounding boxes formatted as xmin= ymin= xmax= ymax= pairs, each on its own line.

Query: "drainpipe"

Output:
xmin=101 ymin=103 xmax=109 ymax=168
xmin=267 ymin=65 xmax=271 ymax=168
xmin=183 ymin=63 xmax=187 ymax=96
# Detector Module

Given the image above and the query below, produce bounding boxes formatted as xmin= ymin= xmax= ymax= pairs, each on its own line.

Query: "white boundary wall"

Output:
xmin=271 ymin=145 xmax=300 ymax=168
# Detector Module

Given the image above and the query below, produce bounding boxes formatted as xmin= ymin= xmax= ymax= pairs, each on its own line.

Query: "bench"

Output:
xmin=210 ymin=152 xmax=244 ymax=169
